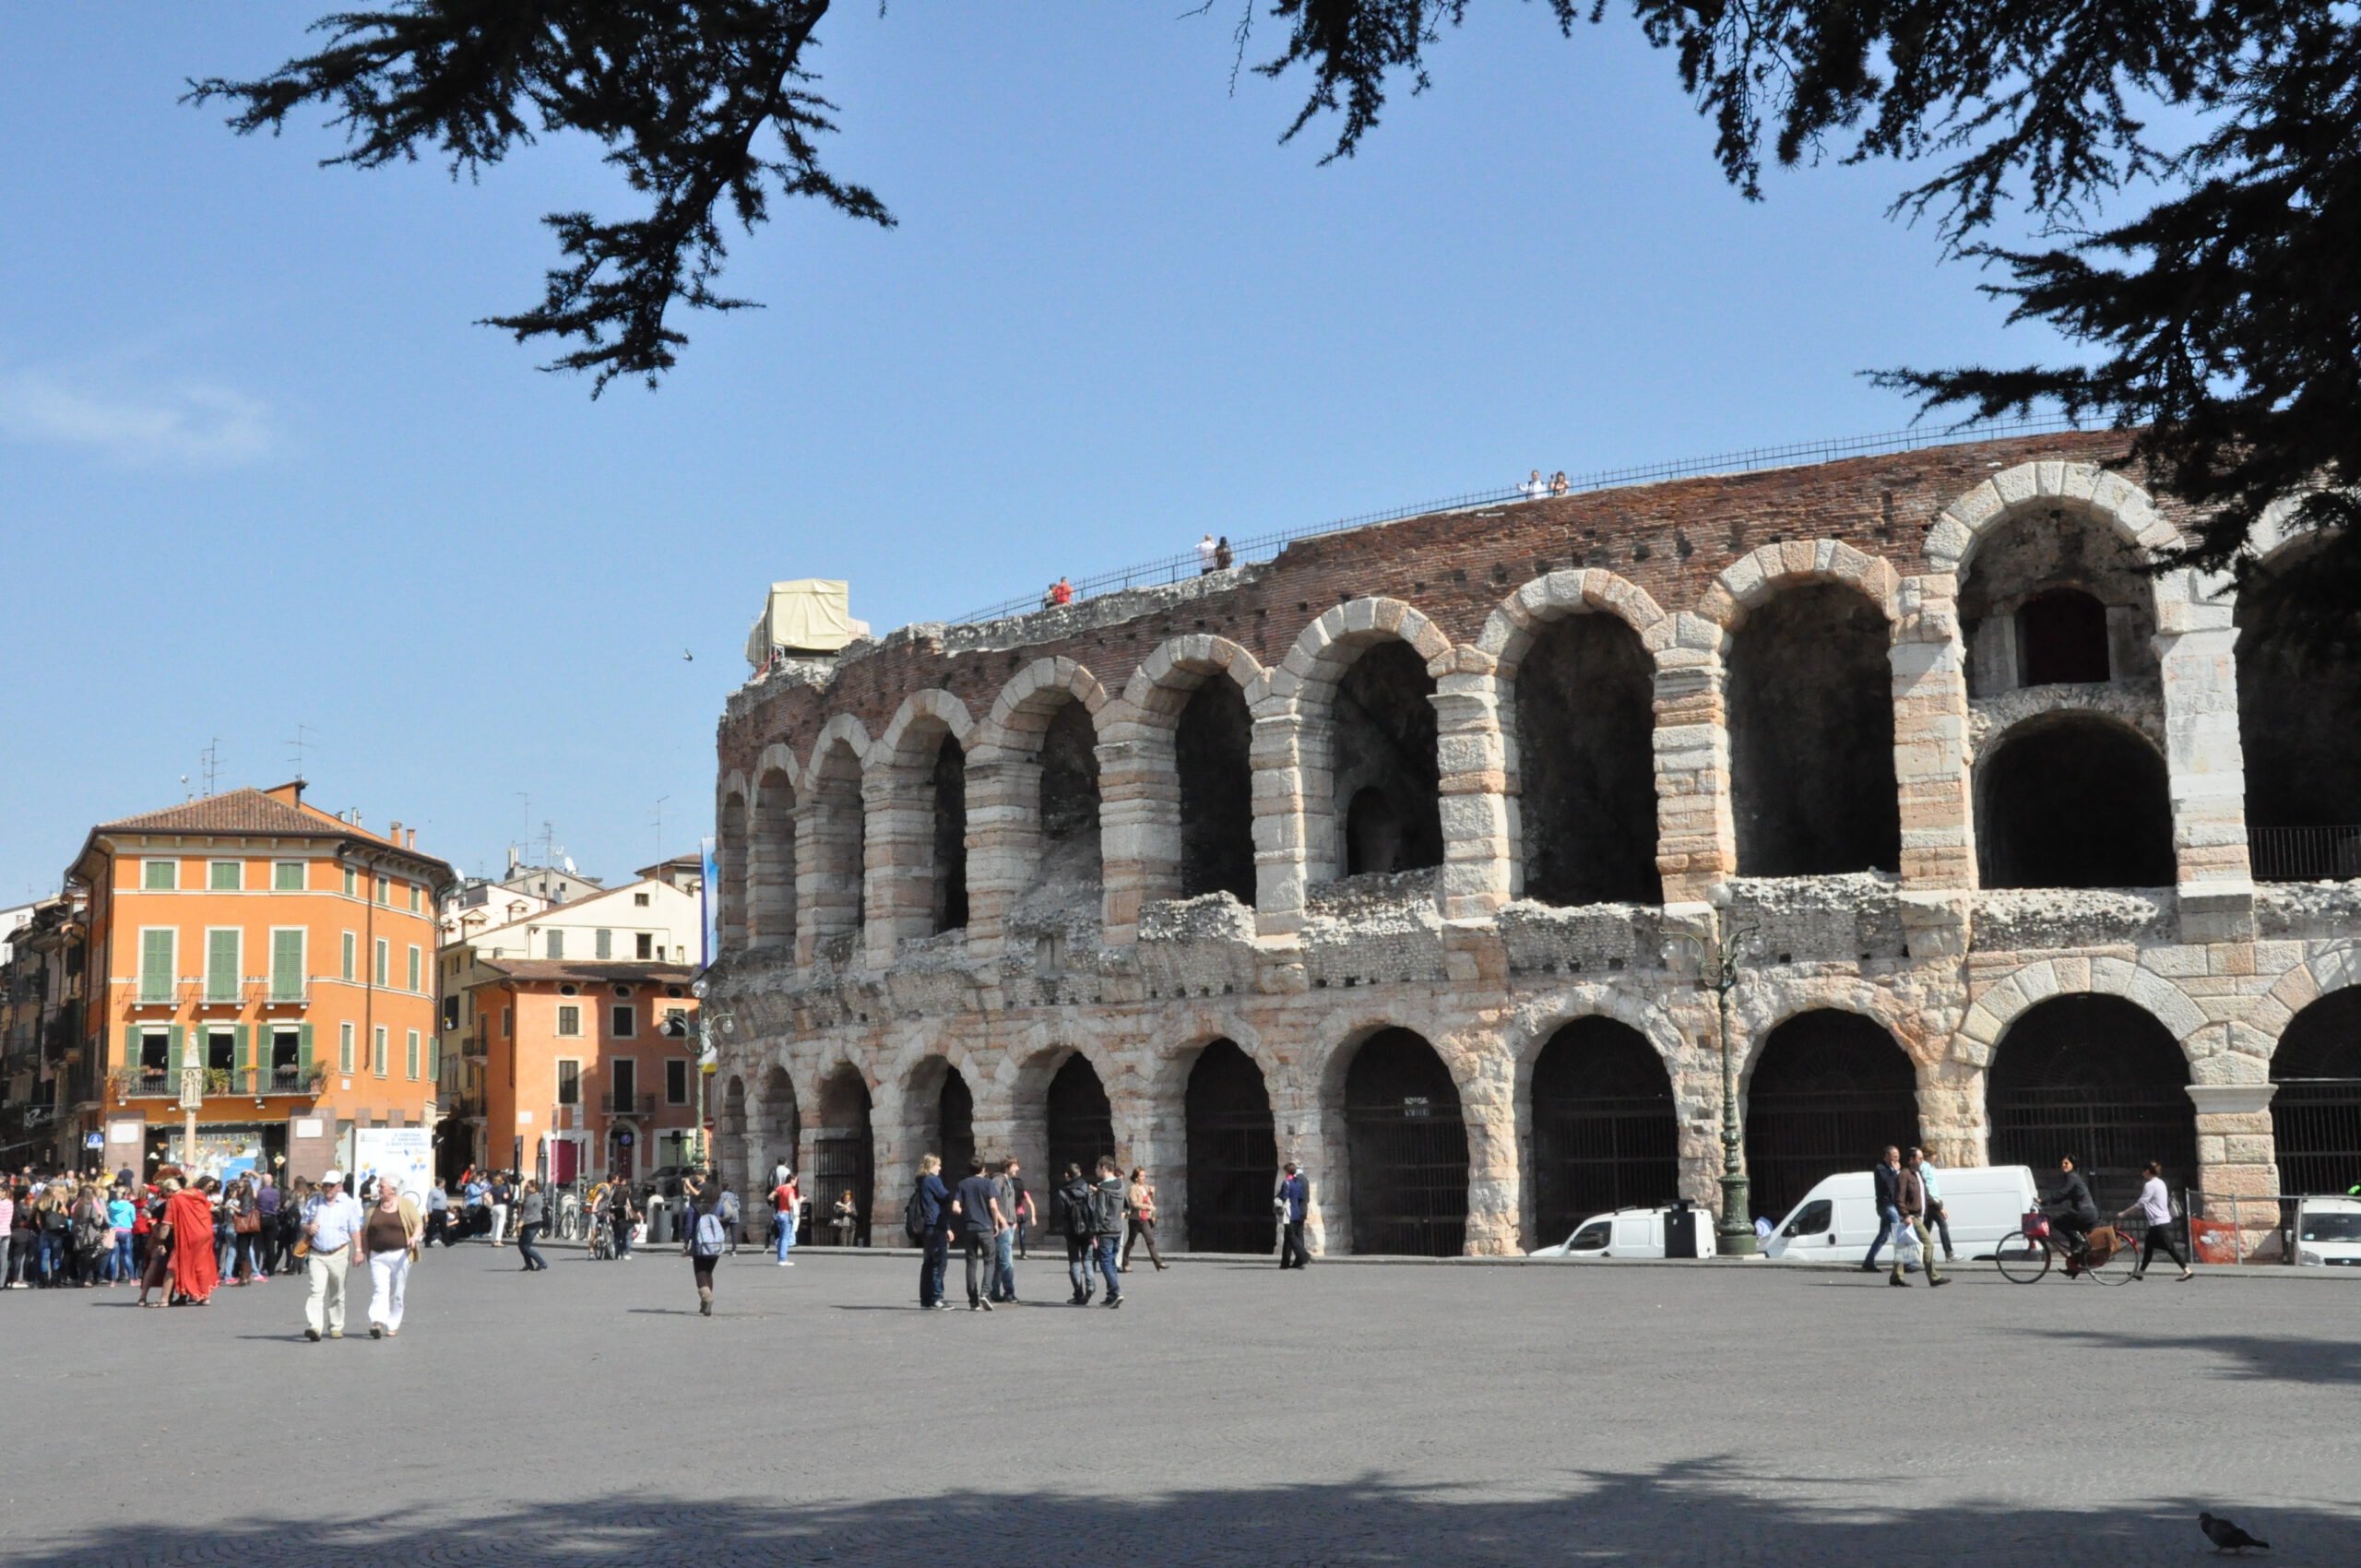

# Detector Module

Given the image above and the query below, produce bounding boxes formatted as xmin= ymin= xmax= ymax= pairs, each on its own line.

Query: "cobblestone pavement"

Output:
xmin=4 ymin=1245 xmax=2355 ymax=1566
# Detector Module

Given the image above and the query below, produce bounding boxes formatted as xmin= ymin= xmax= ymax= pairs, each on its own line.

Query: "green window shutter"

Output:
xmin=271 ymin=930 xmax=304 ymax=1000
xmin=407 ymin=945 xmax=421 ymax=992
xmin=233 ymin=1024 xmax=251 ymax=1087
xmin=297 ymin=1023 xmax=314 ymax=1078
xmin=167 ymin=1025 xmax=184 ymax=1076
xmin=210 ymin=861 xmax=241 ymax=891
xmin=406 ymin=1030 xmax=420 ymax=1080
xmin=207 ymin=929 xmax=240 ymax=1001
xmin=139 ymin=929 xmax=174 ymax=1002
xmin=429 ymin=1038 xmax=441 ymax=1078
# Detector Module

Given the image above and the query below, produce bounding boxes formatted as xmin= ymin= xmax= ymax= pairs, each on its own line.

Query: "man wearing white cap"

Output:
xmin=301 ymin=1170 xmax=365 ymax=1342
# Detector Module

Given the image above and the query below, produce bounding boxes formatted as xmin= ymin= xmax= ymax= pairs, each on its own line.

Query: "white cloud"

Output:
xmin=0 ymin=371 xmax=277 ymax=466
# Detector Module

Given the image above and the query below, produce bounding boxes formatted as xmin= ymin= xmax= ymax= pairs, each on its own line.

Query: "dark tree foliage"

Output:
xmin=189 ymin=2 xmax=889 ymax=393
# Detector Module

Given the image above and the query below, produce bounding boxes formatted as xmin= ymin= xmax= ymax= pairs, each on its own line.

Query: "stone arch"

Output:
xmin=2250 ymin=948 xmax=2361 ymax=1050
xmin=1741 ymin=1005 xmax=1922 ymax=1222
xmin=1987 ymin=992 xmax=2199 ymax=1216
xmin=799 ymin=724 xmax=871 ymax=966
xmin=869 ymin=690 xmax=976 ymax=951
xmin=1525 ymin=1016 xmax=1681 ymax=1244
xmin=1102 ymin=636 xmax=1266 ymax=929
xmin=1323 ymin=1023 xmax=1472 ymax=1257
xmin=900 ymin=1052 xmax=978 ymax=1179
xmin=967 ymin=658 xmax=1110 ymax=953
xmin=717 ymin=769 xmax=750 ymax=955
xmin=756 ymin=1062 xmax=802 ymax=1191
xmin=1179 ymin=1036 xmax=1280 ymax=1254
xmin=1926 ymin=461 xmax=2186 ymax=588
xmin=1974 ymin=711 xmax=2176 ymax=889
xmin=2235 ymin=527 xmax=2361 ymax=876
xmin=1501 ymin=986 xmax=1701 ymax=1233
xmin=973 ymin=656 xmax=1109 ymax=755
xmin=2268 ymin=985 xmax=2361 ymax=1195
xmin=748 ymin=742 xmax=801 ymax=952
xmin=1699 ymin=539 xmax=1901 ymax=632
xmin=812 ymin=1059 xmax=876 ymax=1244
xmin=1954 ymin=956 xmax=2218 ymax=1076
xmin=1477 ymin=568 xmax=1670 ymax=669
xmin=718 ymin=1074 xmax=751 ymax=1202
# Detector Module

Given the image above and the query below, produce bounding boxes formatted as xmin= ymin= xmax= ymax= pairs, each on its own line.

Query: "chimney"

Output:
xmin=389 ymin=820 xmax=402 ymax=844
xmin=406 ymin=828 xmax=417 ymax=849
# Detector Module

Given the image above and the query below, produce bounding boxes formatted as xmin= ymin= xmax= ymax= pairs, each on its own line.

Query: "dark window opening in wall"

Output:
xmin=1332 ymin=639 xmax=1442 ymax=875
xmin=1046 ymin=1053 xmax=1117 ymax=1181
xmin=751 ymin=772 xmax=798 ymax=950
xmin=761 ymin=1063 xmax=801 ymax=1191
xmin=937 ymin=1064 xmax=976 ymax=1179
xmin=2236 ymin=552 xmax=2361 ymax=879
xmin=2271 ymin=989 xmax=2361 ymax=1196
xmin=1177 ymin=678 xmax=1256 ymax=904
xmin=1743 ymin=1009 xmax=1919 ymax=1223
xmin=1344 ymin=1028 xmax=1468 ymax=1256
xmin=718 ymin=791 xmax=749 ymax=952
xmin=1988 ymin=994 xmax=2195 ymax=1222
xmin=1514 ymin=614 xmax=1662 ymax=906
xmin=931 ymin=735 xmax=968 ymax=934
xmin=2020 ymin=588 xmax=2111 ymax=684
xmin=666 ymin=1058 xmax=690 ymax=1105
xmin=1037 ymin=699 xmax=1103 ymax=890
xmin=814 ymin=1066 xmax=874 ymax=1245
xmin=1185 ymin=1039 xmax=1277 ymax=1253
xmin=1727 ymin=583 xmax=1900 ymax=877
xmin=1530 ymin=1017 xmax=1679 ymax=1244
xmin=1978 ymin=715 xmax=2175 ymax=888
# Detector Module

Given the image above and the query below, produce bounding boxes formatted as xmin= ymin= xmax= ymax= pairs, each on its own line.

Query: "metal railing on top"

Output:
xmin=946 ymin=413 xmax=2098 ymax=625
xmin=2248 ymin=826 xmax=2361 ymax=883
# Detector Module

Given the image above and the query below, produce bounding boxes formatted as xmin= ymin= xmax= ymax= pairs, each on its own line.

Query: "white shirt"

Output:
xmin=304 ymin=1192 xmax=366 ymax=1253
xmin=2135 ymin=1177 xmax=2173 ymax=1228
xmin=1196 ymin=537 xmax=1218 ymax=570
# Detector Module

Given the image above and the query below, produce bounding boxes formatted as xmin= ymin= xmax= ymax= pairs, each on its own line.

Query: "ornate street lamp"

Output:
xmin=1671 ymin=917 xmax=1759 ymax=1256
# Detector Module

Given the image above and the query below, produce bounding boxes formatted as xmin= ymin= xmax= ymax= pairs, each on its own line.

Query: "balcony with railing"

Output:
xmin=602 ymin=1090 xmax=656 ymax=1115
xmin=113 ymin=1065 xmax=324 ymax=1099
xmin=2249 ymin=826 xmax=2361 ymax=883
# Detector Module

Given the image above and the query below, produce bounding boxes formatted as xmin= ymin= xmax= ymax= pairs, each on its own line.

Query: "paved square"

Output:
xmin=4 ymin=1245 xmax=2355 ymax=1566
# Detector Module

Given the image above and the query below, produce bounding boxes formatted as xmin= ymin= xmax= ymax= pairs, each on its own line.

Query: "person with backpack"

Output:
xmin=717 ymin=1184 xmax=742 ymax=1256
xmin=905 ymin=1155 xmax=951 ymax=1308
xmin=1087 ymin=1158 xmax=1127 ymax=1309
xmin=1056 ymin=1164 xmax=1097 ymax=1304
xmin=687 ymin=1192 xmax=728 ymax=1315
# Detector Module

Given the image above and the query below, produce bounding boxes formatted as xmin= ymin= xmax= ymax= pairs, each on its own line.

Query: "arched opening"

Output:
xmin=1177 ymin=677 xmax=1256 ymax=904
xmin=1046 ymin=1054 xmax=1116 ymax=1182
xmin=1331 ymin=640 xmax=1442 ymax=876
xmin=1185 ymin=1039 xmax=1277 ymax=1253
xmin=1959 ymin=505 xmax=2156 ymax=696
xmin=759 ymin=1063 xmax=801 ymax=1182
xmin=807 ymin=741 xmax=865 ymax=956
xmin=1726 ymin=584 xmax=1900 ymax=876
xmin=750 ymin=770 xmax=797 ymax=950
xmin=813 ymin=1066 xmax=872 ymax=1246
xmin=1035 ymin=698 xmax=1103 ymax=887
xmin=1530 ymin=1017 xmax=1679 ymax=1242
xmin=931 ymin=734 xmax=968 ymax=933
xmin=1989 ymin=994 xmax=2195 ymax=1218
xmin=1343 ymin=1028 xmax=1468 ymax=1256
xmin=718 ymin=790 xmax=748 ymax=952
xmin=1743 ymin=1010 xmax=1919 ymax=1223
xmin=1513 ymin=613 xmax=1662 ymax=906
xmin=1977 ymin=714 xmax=2175 ymax=888
xmin=718 ymin=1075 xmax=750 ymax=1198
xmin=2273 ymin=989 xmax=2361 ymax=1194
xmin=2236 ymin=548 xmax=2361 ymax=880
xmin=938 ymin=1065 xmax=976 ymax=1180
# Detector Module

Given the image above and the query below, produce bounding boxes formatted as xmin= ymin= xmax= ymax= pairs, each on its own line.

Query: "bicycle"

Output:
xmin=1994 ymin=1208 xmax=2136 ymax=1284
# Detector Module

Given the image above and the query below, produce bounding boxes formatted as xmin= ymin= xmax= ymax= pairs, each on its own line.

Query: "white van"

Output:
xmin=1762 ymin=1165 xmax=2038 ymax=1263
xmin=1528 ymin=1204 xmax=1719 ymax=1260
xmin=2294 ymin=1195 xmax=2361 ymax=1267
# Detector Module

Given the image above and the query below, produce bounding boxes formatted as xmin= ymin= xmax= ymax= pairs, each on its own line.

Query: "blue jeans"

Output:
xmin=110 ymin=1235 xmax=134 ymax=1282
xmin=36 ymin=1231 xmax=60 ymax=1284
xmin=1864 ymin=1205 xmax=1901 ymax=1268
xmin=775 ymin=1212 xmax=796 ymax=1262
xmin=1092 ymin=1235 xmax=1121 ymax=1299
xmin=991 ymin=1227 xmax=1016 ymax=1301
xmin=919 ymin=1230 xmax=950 ymax=1305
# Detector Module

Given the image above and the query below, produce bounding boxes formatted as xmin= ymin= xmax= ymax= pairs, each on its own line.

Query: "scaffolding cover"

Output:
xmin=746 ymin=579 xmax=860 ymax=665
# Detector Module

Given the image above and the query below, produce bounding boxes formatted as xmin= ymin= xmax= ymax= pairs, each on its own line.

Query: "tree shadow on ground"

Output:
xmin=2037 ymin=1325 xmax=2361 ymax=1386
xmin=14 ymin=1455 xmax=2350 ymax=1567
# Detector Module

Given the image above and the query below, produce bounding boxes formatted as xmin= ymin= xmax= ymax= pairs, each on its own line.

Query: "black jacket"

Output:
xmin=2047 ymin=1170 xmax=2098 ymax=1225
xmin=1871 ymin=1162 xmax=1901 ymax=1209
xmin=1054 ymin=1177 xmax=1095 ymax=1240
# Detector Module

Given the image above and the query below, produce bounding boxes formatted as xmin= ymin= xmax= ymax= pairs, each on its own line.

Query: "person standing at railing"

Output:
xmin=1214 ymin=536 xmax=1233 ymax=571
xmin=1050 ymin=577 xmax=1074 ymax=607
xmin=1197 ymin=533 xmax=1218 ymax=576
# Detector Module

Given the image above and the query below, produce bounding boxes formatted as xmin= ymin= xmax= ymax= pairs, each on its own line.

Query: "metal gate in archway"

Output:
xmin=809 ymin=1130 xmax=872 ymax=1246
xmin=1047 ymin=1055 xmax=1117 ymax=1182
xmin=1185 ymin=1039 xmax=1277 ymax=1253
xmin=1345 ymin=1029 xmax=1469 ymax=1257
xmin=1988 ymin=1085 xmax=2196 ymax=1221
xmin=2273 ymin=1080 xmax=2361 ymax=1195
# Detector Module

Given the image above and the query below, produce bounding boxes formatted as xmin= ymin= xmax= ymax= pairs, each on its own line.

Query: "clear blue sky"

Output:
xmin=0 ymin=2 xmax=2070 ymax=899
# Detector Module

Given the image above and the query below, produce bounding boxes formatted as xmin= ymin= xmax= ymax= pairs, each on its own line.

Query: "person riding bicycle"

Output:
xmin=2043 ymin=1155 xmax=2100 ymax=1264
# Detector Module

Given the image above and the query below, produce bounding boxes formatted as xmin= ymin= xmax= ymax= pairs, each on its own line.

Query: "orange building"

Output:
xmin=65 ymin=781 xmax=452 ymax=1182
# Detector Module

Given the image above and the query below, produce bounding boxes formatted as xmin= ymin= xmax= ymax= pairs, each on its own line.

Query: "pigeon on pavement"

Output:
xmin=2199 ymin=1512 xmax=2270 ymax=1553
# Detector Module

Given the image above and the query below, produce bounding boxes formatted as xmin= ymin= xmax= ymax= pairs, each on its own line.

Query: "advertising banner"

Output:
xmin=352 ymin=1126 xmax=434 ymax=1198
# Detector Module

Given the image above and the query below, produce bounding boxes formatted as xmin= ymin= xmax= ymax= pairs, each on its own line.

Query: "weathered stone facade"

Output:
xmin=702 ymin=432 xmax=2359 ymax=1255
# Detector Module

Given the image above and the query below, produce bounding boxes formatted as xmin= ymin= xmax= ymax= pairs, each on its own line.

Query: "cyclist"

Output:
xmin=2043 ymin=1155 xmax=2100 ymax=1269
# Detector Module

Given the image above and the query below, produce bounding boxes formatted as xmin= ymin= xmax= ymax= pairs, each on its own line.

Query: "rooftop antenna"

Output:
xmin=285 ymin=721 xmax=314 ymax=784
xmin=652 ymin=796 xmax=670 ymax=864
xmin=516 ymin=792 xmax=532 ymax=861
xmin=198 ymin=738 xmax=222 ymax=797
xmin=179 ymin=773 xmax=192 ymax=802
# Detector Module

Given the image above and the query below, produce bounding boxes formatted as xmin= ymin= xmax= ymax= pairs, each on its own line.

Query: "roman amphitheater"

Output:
xmin=701 ymin=429 xmax=2361 ymax=1256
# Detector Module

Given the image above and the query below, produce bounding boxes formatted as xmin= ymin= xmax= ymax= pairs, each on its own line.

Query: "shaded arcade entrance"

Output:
xmin=1529 ymin=1017 xmax=1679 ymax=1244
xmin=1977 ymin=715 xmax=2175 ymax=888
xmin=1743 ymin=1011 xmax=1919 ymax=1224
xmin=811 ymin=1066 xmax=874 ymax=1246
xmin=1343 ymin=1028 xmax=1468 ymax=1256
xmin=2272 ymin=989 xmax=2361 ymax=1196
xmin=1046 ymin=1053 xmax=1117 ymax=1182
xmin=1184 ymin=1039 xmax=1277 ymax=1253
xmin=1987 ymin=994 xmax=2196 ymax=1220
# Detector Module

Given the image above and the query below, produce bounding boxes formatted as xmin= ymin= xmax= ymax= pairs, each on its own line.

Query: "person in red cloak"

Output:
xmin=165 ymin=1178 xmax=219 ymax=1305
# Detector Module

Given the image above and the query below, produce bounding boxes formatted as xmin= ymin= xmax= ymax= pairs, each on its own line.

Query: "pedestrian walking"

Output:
xmin=610 ymin=1180 xmax=639 ymax=1260
xmin=1056 ymin=1164 xmax=1097 ymax=1303
xmin=1892 ymin=1150 xmax=1948 ymax=1288
xmin=72 ymin=1183 xmax=113 ymax=1288
xmin=424 ymin=1181 xmax=450 ymax=1249
xmin=224 ymin=1176 xmax=263 ymax=1285
xmin=1087 ymin=1158 xmax=1126 ymax=1308
xmin=948 ymin=1157 xmax=1005 ymax=1312
xmin=771 ymin=1168 xmax=801 ymax=1265
xmin=0 ymin=1184 xmax=13 ymax=1290
xmin=488 ymin=1173 xmax=512 ymax=1248
xmin=1275 ymin=1162 xmax=1311 ymax=1269
xmin=908 ymin=1155 xmax=951 ymax=1308
xmin=515 ymin=1181 xmax=550 ymax=1271
xmin=1121 ymin=1168 xmax=1168 ymax=1272
xmin=990 ymin=1158 xmax=1022 ymax=1302
xmin=301 ymin=1170 xmax=364 ymax=1341
xmin=1006 ymin=1158 xmax=1034 ymax=1262
xmin=2122 ymin=1159 xmax=2195 ymax=1281
xmin=1916 ymin=1151 xmax=1957 ymax=1263
xmin=718 ymin=1183 xmax=742 ymax=1255
xmin=688 ymin=1191 xmax=729 ymax=1316
xmin=1860 ymin=1147 xmax=1904 ymax=1273
xmin=362 ymin=1180 xmax=422 ymax=1336
xmin=252 ymin=1175 xmax=280 ymax=1278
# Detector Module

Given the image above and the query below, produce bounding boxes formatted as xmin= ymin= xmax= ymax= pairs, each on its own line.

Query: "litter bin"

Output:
xmin=647 ymin=1196 xmax=672 ymax=1245
xmin=1664 ymin=1200 xmax=1700 ymax=1259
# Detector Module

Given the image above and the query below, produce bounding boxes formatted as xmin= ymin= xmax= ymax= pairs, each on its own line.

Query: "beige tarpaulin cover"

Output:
xmin=745 ymin=580 xmax=862 ymax=665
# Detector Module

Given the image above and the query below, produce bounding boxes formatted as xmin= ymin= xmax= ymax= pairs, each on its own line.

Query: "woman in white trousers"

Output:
xmin=362 ymin=1183 xmax=423 ymax=1337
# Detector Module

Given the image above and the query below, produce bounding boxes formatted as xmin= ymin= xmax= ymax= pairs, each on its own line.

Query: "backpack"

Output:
xmin=1087 ymin=1179 xmax=1125 ymax=1236
xmin=904 ymin=1184 xmax=931 ymax=1244
xmin=693 ymin=1211 xmax=727 ymax=1256
xmin=1061 ymin=1182 xmax=1095 ymax=1240
xmin=718 ymin=1191 xmax=740 ymax=1223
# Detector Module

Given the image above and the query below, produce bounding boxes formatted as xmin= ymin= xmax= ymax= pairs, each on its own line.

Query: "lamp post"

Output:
xmin=1672 ymin=919 xmax=1758 ymax=1256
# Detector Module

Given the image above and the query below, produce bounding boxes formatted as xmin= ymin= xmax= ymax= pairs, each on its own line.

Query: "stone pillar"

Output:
xmin=1096 ymin=721 xmax=1177 ymax=947
xmin=1114 ymin=1087 xmax=1189 ymax=1252
xmin=1431 ymin=649 xmax=1512 ymax=922
xmin=863 ymin=764 xmax=931 ymax=968
xmin=1652 ymin=613 xmax=1736 ymax=905
xmin=1251 ymin=701 xmax=1317 ymax=937
xmin=794 ymin=790 xmax=860 ymax=970
xmin=1269 ymin=1067 xmax=1340 ymax=1256
xmin=1456 ymin=1061 xmax=1520 ymax=1256
xmin=2156 ymin=576 xmax=2256 ymax=942
xmin=2189 ymin=1083 xmax=2279 ymax=1196
xmin=962 ymin=752 xmax=1036 ymax=960
xmin=1891 ymin=571 xmax=1978 ymax=890
xmin=1917 ymin=1056 xmax=1987 ymax=1170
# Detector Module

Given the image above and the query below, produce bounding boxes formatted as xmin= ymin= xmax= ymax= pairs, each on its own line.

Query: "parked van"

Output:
xmin=1762 ymin=1165 xmax=2038 ymax=1263
xmin=1528 ymin=1203 xmax=1719 ymax=1260
xmin=2294 ymin=1195 xmax=2361 ymax=1267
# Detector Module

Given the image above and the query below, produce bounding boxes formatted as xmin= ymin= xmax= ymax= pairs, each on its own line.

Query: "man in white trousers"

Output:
xmin=301 ymin=1170 xmax=365 ymax=1342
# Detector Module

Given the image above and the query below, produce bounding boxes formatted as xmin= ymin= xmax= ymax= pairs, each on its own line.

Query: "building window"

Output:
xmin=556 ymin=1004 xmax=582 ymax=1038
xmin=208 ymin=861 xmax=241 ymax=891
xmin=373 ymin=1026 xmax=388 ymax=1076
xmin=442 ymin=994 xmax=460 ymax=1028
xmin=341 ymin=932 xmax=357 ymax=981
xmin=556 ymin=1059 xmax=581 ymax=1106
xmin=342 ymin=866 xmax=357 ymax=897
xmin=634 ymin=892 xmax=651 ymax=908
xmin=142 ymin=859 xmax=178 ymax=891
xmin=273 ymin=861 xmax=304 ymax=891
xmin=610 ymin=1004 xmax=635 ymax=1039
xmin=377 ymin=875 xmax=390 ymax=904
xmin=546 ymin=929 xmax=564 ymax=960
xmin=595 ymin=928 xmax=612 ymax=959
xmin=409 ymin=884 xmax=422 ymax=912
xmin=339 ymin=1022 xmax=355 ymax=1075
xmin=374 ymin=938 xmax=390 ymax=987
xmin=428 ymin=1038 xmax=441 ymax=1078
xmin=205 ymin=929 xmax=241 ymax=1002
xmin=269 ymin=929 xmax=304 ymax=1001
xmin=635 ymin=932 xmax=654 ymax=959
xmin=405 ymin=1029 xmax=420 ymax=1080
xmin=611 ymin=1058 xmax=636 ymax=1109
xmin=666 ymin=1058 xmax=689 ymax=1105
xmin=502 ymin=1005 xmax=513 ymax=1038
xmin=407 ymin=944 xmax=421 ymax=992
xmin=137 ymin=929 xmax=176 ymax=1003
